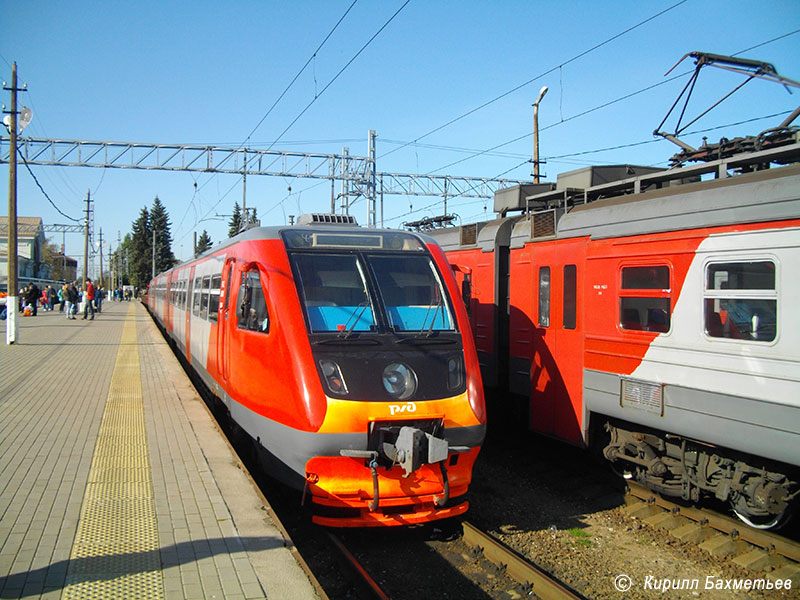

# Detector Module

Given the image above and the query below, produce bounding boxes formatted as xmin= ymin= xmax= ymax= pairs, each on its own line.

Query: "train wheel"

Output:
xmin=731 ymin=504 xmax=790 ymax=530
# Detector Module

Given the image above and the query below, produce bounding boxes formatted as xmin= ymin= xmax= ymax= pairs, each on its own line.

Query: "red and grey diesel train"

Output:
xmin=427 ymin=136 xmax=800 ymax=528
xmin=146 ymin=216 xmax=486 ymax=527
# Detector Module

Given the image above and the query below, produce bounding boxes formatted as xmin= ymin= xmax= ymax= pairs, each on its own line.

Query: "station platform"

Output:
xmin=0 ymin=300 xmax=320 ymax=599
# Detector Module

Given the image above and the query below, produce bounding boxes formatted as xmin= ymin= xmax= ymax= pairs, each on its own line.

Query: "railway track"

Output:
xmin=461 ymin=522 xmax=586 ymax=600
xmin=329 ymin=521 xmax=586 ymax=600
xmin=624 ymin=481 xmax=800 ymax=585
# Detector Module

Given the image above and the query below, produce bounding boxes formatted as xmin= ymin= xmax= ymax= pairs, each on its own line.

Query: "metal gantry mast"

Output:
xmin=1 ymin=132 xmax=529 ymax=228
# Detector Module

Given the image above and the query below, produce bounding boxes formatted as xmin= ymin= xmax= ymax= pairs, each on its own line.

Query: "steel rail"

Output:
xmin=461 ymin=521 xmax=586 ymax=600
xmin=327 ymin=533 xmax=390 ymax=600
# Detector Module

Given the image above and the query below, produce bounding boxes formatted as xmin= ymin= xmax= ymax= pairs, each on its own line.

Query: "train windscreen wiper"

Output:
xmin=339 ymin=301 xmax=370 ymax=339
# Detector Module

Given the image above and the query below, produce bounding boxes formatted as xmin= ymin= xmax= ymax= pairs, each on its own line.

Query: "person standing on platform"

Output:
xmin=26 ymin=283 xmax=40 ymax=316
xmin=64 ymin=283 xmax=74 ymax=319
xmin=58 ymin=285 xmax=65 ymax=312
xmin=83 ymin=278 xmax=95 ymax=320
xmin=67 ymin=282 xmax=79 ymax=319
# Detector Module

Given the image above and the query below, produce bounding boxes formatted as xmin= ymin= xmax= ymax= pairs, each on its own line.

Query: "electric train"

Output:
xmin=146 ymin=215 xmax=486 ymax=527
xmin=427 ymin=135 xmax=800 ymax=528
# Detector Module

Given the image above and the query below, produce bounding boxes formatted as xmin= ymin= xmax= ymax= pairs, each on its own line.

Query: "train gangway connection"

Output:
xmin=0 ymin=300 xmax=320 ymax=600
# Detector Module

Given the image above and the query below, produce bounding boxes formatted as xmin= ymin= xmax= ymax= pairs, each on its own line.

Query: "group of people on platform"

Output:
xmin=1 ymin=281 xmax=135 ymax=321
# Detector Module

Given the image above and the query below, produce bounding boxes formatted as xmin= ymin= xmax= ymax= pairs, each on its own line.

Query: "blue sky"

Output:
xmin=2 ymin=0 xmax=799 ymax=266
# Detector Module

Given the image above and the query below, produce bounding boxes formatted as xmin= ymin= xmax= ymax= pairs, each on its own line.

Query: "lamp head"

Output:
xmin=535 ymin=86 xmax=549 ymax=105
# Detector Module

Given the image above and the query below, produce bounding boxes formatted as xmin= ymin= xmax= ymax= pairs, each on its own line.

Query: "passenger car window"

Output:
xmin=192 ymin=277 xmax=202 ymax=316
xmin=619 ymin=266 xmax=671 ymax=332
xmin=538 ymin=266 xmax=550 ymax=328
xmin=704 ymin=261 xmax=776 ymax=341
xmin=201 ymin=276 xmax=211 ymax=318
xmin=236 ymin=270 xmax=270 ymax=333
xmin=208 ymin=275 xmax=221 ymax=321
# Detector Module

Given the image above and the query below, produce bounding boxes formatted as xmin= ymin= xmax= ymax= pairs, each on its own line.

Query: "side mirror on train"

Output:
xmin=450 ymin=264 xmax=473 ymax=314
xmin=461 ymin=277 xmax=472 ymax=312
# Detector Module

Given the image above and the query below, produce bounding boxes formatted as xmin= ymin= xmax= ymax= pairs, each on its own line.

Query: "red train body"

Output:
xmin=147 ymin=217 xmax=486 ymax=527
xmin=429 ymin=142 xmax=800 ymax=528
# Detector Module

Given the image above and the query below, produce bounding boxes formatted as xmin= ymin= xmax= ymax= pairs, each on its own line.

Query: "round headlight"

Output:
xmin=382 ymin=363 xmax=417 ymax=400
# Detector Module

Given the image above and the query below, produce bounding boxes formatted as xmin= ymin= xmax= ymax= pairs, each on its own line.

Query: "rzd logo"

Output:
xmin=389 ymin=403 xmax=417 ymax=416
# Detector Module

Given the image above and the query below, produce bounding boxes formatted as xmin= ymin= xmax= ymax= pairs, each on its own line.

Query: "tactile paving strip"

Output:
xmin=63 ymin=304 xmax=164 ymax=599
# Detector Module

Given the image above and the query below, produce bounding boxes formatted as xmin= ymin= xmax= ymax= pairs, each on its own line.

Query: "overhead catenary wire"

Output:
xmin=378 ymin=0 xmax=690 ymax=161
xmin=241 ymin=0 xmax=360 ymax=147
xmin=386 ymin=107 xmax=796 ymax=227
xmin=179 ymin=0 xmax=405 ymax=239
xmin=15 ymin=146 xmax=81 ymax=222
xmin=424 ymin=28 xmax=800 ymax=176
xmin=179 ymin=1 xmax=359 ymax=236
xmin=262 ymin=0 xmax=411 ymax=154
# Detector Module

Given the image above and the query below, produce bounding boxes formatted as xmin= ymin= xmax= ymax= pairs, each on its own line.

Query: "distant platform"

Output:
xmin=0 ymin=300 xmax=320 ymax=599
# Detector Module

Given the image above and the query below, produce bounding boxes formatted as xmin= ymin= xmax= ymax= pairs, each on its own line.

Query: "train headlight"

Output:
xmin=382 ymin=363 xmax=417 ymax=400
xmin=447 ymin=356 xmax=463 ymax=390
xmin=320 ymin=360 xmax=349 ymax=395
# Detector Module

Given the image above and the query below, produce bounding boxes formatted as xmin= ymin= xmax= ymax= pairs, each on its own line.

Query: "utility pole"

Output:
xmin=4 ymin=62 xmax=25 ymax=344
xmin=340 ymin=147 xmax=349 ymax=215
xmin=193 ymin=231 xmax=197 ymax=258
xmin=242 ymin=149 xmax=247 ymax=231
xmin=83 ymin=190 xmax=91 ymax=283
xmin=117 ymin=231 xmax=122 ymax=288
xmin=151 ymin=229 xmax=156 ymax=280
xmin=367 ymin=130 xmax=376 ymax=227
xmin=98 ymin=228 xmax=104 ymax=287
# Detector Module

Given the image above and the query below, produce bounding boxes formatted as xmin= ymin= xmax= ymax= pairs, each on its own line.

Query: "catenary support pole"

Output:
xmin=5 ymin=63 xmax=20 ymax=344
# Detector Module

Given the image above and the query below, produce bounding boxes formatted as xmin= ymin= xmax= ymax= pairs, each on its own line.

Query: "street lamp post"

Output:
xmin=532 ymin=86 xmax=548 ymax=183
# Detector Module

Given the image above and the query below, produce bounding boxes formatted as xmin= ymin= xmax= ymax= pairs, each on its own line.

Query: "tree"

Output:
xmin=150 ymin=196 xmax=177 ymax=275
xmin=129 ymin=207 xmax=152 ymax=288
xmin=41 ymin=238 xmax=67 ymax=281
xmin=228 ymin=202 xmax=242 ymax=237
xmin=195 ymin=230 xmax=212 ymax=256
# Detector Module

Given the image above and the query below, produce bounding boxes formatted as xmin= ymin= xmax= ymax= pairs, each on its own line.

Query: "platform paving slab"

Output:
xmin=0 ymin=301 xmax=319 ymax=599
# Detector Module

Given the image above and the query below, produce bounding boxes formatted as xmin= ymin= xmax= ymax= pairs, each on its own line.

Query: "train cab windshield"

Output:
xmin=284 ymin=230 xmax=457 ymax=336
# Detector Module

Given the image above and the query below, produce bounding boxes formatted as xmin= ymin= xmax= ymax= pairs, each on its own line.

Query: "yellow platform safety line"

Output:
xmin=63 ymin=303 xmax=164 ymax=599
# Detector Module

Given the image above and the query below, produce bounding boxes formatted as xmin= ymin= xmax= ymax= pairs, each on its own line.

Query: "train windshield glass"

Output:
xmin=368 ymin=254 xmax=455 ymax=332
xmin=292 ymin=254 xmax=377 ymax=333
xmin=290 ymin=251 xmax=455 ymax=334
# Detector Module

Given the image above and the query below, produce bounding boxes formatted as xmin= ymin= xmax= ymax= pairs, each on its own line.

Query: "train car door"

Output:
xmin=529 ymin=240 xmax=585 ymax=446
xmin=218 ymin=257 xmax=236 ymax=384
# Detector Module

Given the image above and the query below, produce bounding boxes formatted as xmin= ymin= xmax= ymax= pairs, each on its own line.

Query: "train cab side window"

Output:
xmin=192 ymin=277 xmax=202 ymax=316
xmin=208 ymin=275 xmax=221 ymax=322
xmin=704 ymin=261 xmax=776 ymax=342
xmin=619 ymin=266 xmax=671 ymax=332
xmin=237 ymin=270 xmax=270 ymax=333
xmin=538 ymin=266 xmax=551 ymax=328
xmin=563 ymin=264 xmax=577 ymax=330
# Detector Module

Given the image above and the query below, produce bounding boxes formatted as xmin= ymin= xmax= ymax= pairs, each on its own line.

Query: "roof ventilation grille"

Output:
xmin=296 ymin=213 xmax=358 ymax=226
